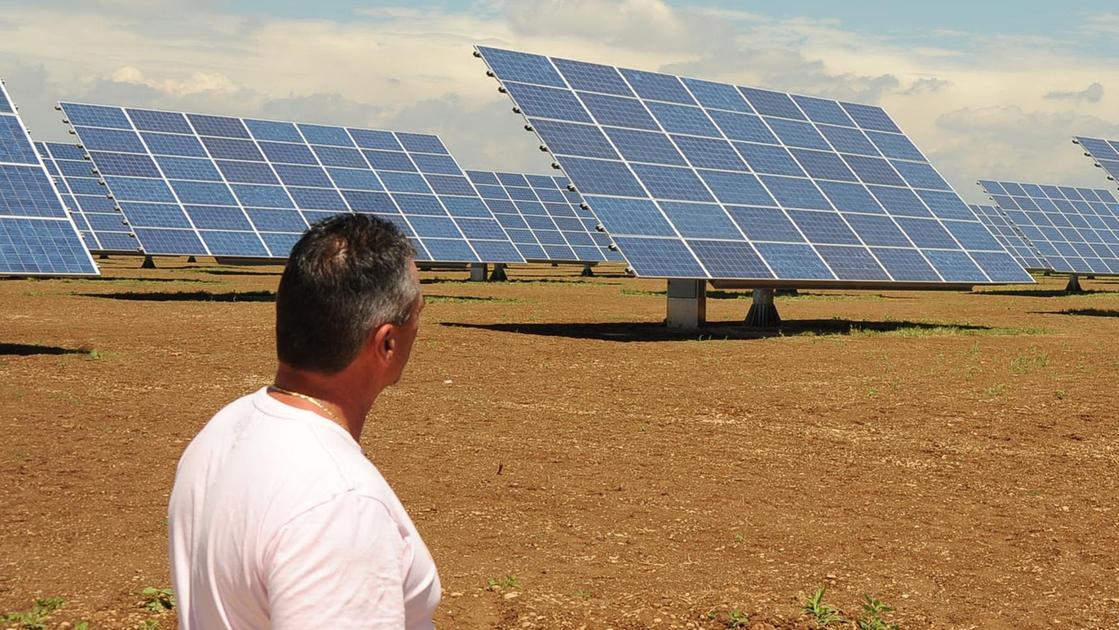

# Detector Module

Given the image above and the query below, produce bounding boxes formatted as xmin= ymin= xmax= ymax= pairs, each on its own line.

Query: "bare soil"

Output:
xmin=1 ymin=258 xmax=1118 ymax=629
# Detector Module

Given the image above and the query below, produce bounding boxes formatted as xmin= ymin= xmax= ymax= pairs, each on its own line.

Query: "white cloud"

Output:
xmin=0 ymin=0 xmax=1116 ymax=202
xmin=1044 ymin=82 xmax=1104 ymax=103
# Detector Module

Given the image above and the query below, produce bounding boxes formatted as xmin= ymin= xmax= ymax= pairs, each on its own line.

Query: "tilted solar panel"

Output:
xmin=969 ymin=204 xmax=1046 ymax=271
xmin=0 ymin=83 xmax=98 ymax=275
xmin=474 ymin=46 xmax=1031 ymax=286
xmin=1074 ymin=136 xmax=1119 ymax=185
xmin=979 ymin=180 xmax=1119 ymax=275
xmin=58 ymin=103 xmax=524 ymax=263
xmin=36 ymin=142 xmax=138 ymax=253
xmin=466 ymin=169 xmax=622 ymax=262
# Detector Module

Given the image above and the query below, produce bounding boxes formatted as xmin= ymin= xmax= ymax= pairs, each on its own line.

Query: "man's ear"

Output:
xmin=369 ymin=322 xmax=396 ymax=362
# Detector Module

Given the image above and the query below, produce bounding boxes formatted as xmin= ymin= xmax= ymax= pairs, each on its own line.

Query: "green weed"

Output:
xmin=485 ymin=575 xmax=521 ymax=591
xmin=705 ymin=608 xmax=750 ymax=628
xmin=856 ymin=595 xmax=899 ymax=630
xmin=1 ymin=596 xmax=67 ymax=630
xmin=802 ymin=587 xmax=845 ymax=627
xmin=140 ymin=587 xmax=175 ymax=612
xmin=1009 ymin=346 xmax=1049 ymax=375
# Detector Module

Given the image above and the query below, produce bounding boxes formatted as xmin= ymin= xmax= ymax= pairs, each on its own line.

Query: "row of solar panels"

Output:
xmin=3 ymin=46 xmax=1119 ymax=283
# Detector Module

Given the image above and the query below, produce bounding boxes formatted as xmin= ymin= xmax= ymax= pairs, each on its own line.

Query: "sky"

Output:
xmin=2 ymin=0 xmax=1118 ymax=203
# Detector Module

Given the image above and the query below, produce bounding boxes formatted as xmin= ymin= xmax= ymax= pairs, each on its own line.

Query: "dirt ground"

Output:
xmin=1 ymin=257 xmax=1118 ymax=629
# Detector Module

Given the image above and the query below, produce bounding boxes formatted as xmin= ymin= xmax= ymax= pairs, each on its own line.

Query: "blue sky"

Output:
xmin=2 ymin=0 xmax=1118 ymax=202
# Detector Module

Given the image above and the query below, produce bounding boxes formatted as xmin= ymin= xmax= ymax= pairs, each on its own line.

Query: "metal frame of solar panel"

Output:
xmin=1074 ymin=136 xmax=1119 ymax=185
xmin=37 ymin=142 xmax=139 ymax=254
xmin=466 ymin=169 xmax=617 ymax=263
xmin=968 ymin=204 xmax=1047 ymax=271
xmin=0 ymin=83 xmax=98 ymax=276
xmin=978 ymin=180 xmax=1119 ymax=281
xmin=58 ymin=102 xmax=525 ymax=264
xmin=473 ymin=46 xmax=1031 ymax=294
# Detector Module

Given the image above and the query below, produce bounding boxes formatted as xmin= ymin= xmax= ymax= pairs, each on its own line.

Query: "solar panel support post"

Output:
xmin=1064 ymin=274 xmax=1084 ymax=293
xmin=665 ymin=279 xmax=706 ymax=329
xmin=581 ymin=263 xmax=595 ymax=277
xmin=141 ymin=255 xmax=156 ymax=270
xmin=745 ymin=289 xmax=781 ymax=329
xmin=98 ymin=254 xmax=109 ymax=260
xmin=187 ymin=256 xmax=196 ymax=263
xmin=469 ymin=263 xmax=488 ymax=282
xmin=488 ymin=263 xmax=508 ymax=282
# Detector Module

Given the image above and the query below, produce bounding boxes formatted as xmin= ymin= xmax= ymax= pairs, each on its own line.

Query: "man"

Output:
xmin=169 ymin=215 xmax=440 ymax=629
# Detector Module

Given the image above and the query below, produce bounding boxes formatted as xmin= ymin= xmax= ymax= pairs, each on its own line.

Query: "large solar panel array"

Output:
xmin=1074 ymin=136 xmax=1119 ymax=185
xmin=979 ymin=180 xmax=1119 ymax=274
xmin=969 ymin=204 xmax=1046 ymax=271
xmin=466 ymin=170 xmax=621 ymax=262
xmin=59 ymin=102 xmax=524 ymax=263
xmin=36 ymin=142 xmax=138 ymax=253
xmin=475 ymin=46 xmax=1031 ymax=285
xmin=0 ymin=83 xmax=97 ymax=275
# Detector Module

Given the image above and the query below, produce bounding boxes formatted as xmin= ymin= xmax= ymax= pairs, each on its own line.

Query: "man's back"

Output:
xmin=169 ymin=388 xmax=440 ymax=629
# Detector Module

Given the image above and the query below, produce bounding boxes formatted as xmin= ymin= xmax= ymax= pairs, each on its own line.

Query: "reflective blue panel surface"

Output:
xmin=0 ymin=86 xmax=97 ymax=275
xmin=60 ymin=102 xmax=522 ymax=262
xmin=467 ymin=169 xmax=612 ymax=262
xmin=980 ymin=179 xmax=1119 ymax=275
xmin=477 ymin=46 xmax=1027 ymax=284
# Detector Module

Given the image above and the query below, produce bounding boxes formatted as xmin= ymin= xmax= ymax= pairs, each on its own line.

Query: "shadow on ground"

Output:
xmin=0 ymin=343 xmax=87 ymax=356
xmin=82 ymin=290 xmax=276 ymax=302
xmin=1046 ymin=309 xmax=1119 ymax=318
xmin=441 ymin=319 xmax=1006 ymax=342
xmin=975 ymin=289 xmax=1119 ymax=298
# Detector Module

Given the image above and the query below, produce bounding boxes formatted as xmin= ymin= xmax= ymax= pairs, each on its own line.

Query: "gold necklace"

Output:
xmin=270 ymin=385 xmax=342 ymax=424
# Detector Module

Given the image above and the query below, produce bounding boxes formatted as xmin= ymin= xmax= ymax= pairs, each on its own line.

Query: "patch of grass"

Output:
xmin=856 ymin=595 xmax=899 ymax=630
xmin=1009 ymin=346 xmax=1049 ymax=375
xmin=485 ymin=575 xmax=521 ymax=591
xmin=140 ymin=587 xmax=175 ymax=612
xmin=573 ymin=589 xmax=593 ymax=599
xmin=849 ymin=324 xmax=1044 ymax=338
xmin=1 ymin=596 xmax=67 ymax=630
xmin=621 ymin=288 xmax=664 ymax=297
xmin=803 ymin=587 xmax=845 ymax=627
xmin=985 ymin=383 xmax=1007 ymax=398
xmin=140 ymin=620 xmax=161 ymax=630
xmin=425 ymin=295 xmax=526 ymax=304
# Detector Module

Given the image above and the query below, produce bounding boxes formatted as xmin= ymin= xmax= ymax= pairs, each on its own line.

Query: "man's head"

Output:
xmin=276 ymin=215 xmax=422 ymax=382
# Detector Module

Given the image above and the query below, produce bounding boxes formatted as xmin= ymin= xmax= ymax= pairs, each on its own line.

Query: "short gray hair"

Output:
xmin=275 ymin=214 xmax=419 ymax=373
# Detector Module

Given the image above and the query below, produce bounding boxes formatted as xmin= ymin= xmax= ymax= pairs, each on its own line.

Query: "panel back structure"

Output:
xmin=969 ymin=204 xmax=1046 ymax=271
xmin=0 ymin=83 xmax=98 ymax=275
xmin=979 ymin=180 xmax=1119 ymax=275
xmin=474 ymin=46 xmax=1031 ymax=287
xmin=467 ymin=169 xmax=621 ymax=262
xmin=1074 ymin=136 xmax=1119 ymax=185
xmin=58 ymin=103 xmax=525 ymax=263
xmin=37 ymin=142 xmax=138 ymax=253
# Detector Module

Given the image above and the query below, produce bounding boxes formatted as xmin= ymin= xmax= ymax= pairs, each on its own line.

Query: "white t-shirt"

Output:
xmin=168 ymin=387 xmax=440 ymax=629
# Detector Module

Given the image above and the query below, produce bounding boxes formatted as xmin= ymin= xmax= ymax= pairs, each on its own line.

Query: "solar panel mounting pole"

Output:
xmin=665 ymin=279 xmax=706 ymax=329
xmin=1065 ymin=274 xmax=1083 ymax=293
xmin=581 ymin=263 xmax=595 ymax=277
xmin=745 ymin=289 xmax=781 ymax=328
xmin=488 ymin=263 xmax=508 ymax=282
xmin=469 ymin=263 xmax=488 ymax=282
xmin=141 ymin=255 xmax=156 ymax=269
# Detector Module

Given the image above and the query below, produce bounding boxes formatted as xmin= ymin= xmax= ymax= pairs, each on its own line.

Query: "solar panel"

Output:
xmin=474 ymin=46 xmax=1031 ymax=286
xmin=1074 ymin=136 xmax=1119 ymax=185
xmin=0 ymin=83 xmax=98 ymax=275
xmin=979 ymin=180 xmax=1119 ymax=275
xmin=58 ymin=103 xmax=525 ymax=263
xmin=36 ymin=142 xmax=139 ymax=253
xmin=466 ymin=170 xmax=623 ymax=262
xmin=969 ymin=204 xmax=1047 ymax=271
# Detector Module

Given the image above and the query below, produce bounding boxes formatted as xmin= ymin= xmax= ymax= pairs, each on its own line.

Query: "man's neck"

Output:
xmin=271 ymin=365 xmax=378 ymax=441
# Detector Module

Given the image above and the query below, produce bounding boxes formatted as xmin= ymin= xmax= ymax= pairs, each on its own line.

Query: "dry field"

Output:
xmin=1 ymin=257 xmax=1118 ymax=629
